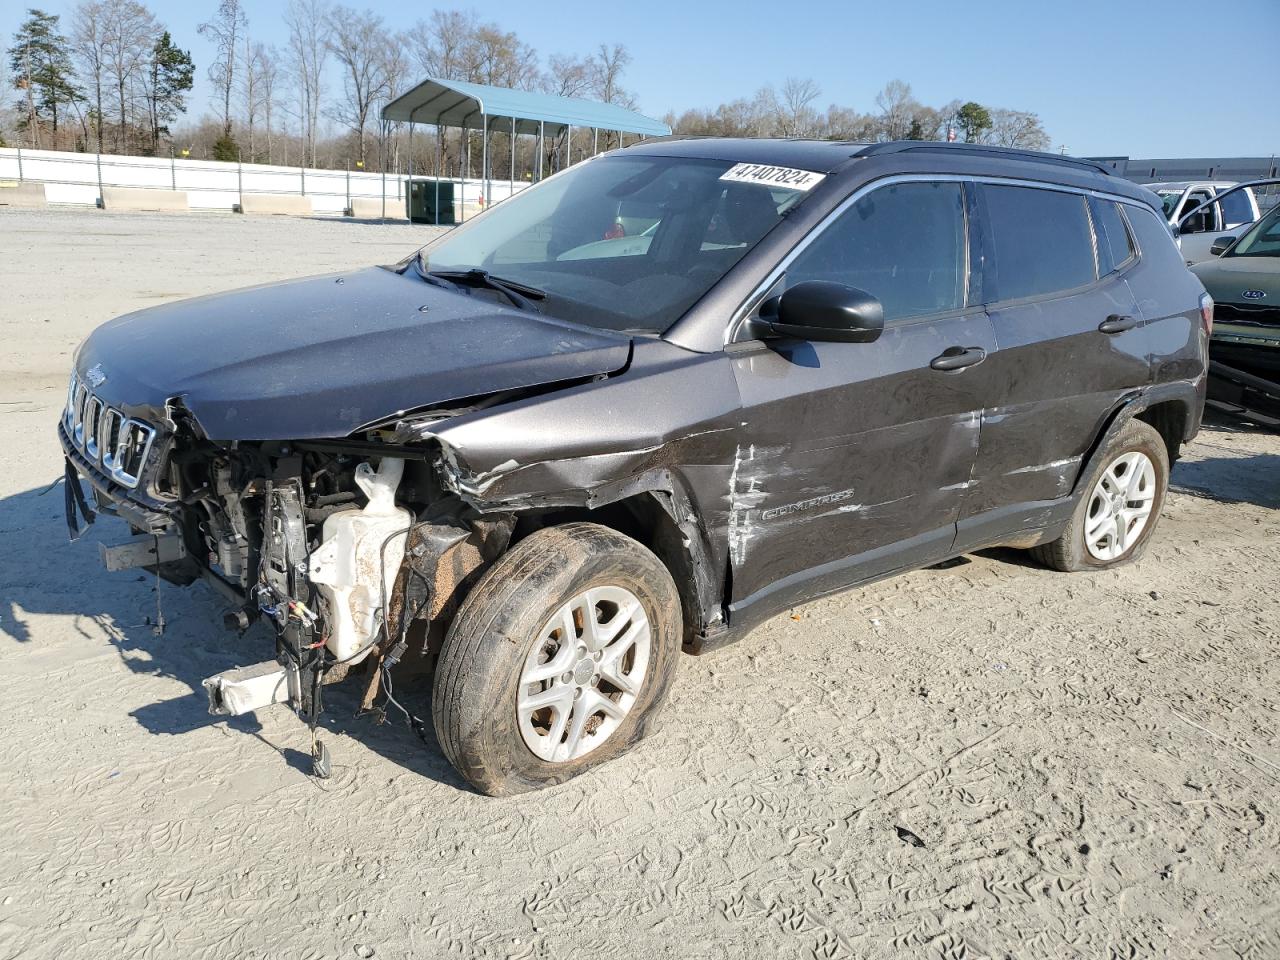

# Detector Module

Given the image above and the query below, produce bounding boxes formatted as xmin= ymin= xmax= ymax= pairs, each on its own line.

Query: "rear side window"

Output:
xmin=1219 ymin=189 xmax=1254 ymax=225
xmin=784 ymin=181 xmax=967 ymax=321
xmin=1091 ymin=198 xmax=1135 ymax=274
xmin=1125 ymin=204 xmax=1190 ymax=270
xmin=981 ymin=184 xmax=1096 ymax=301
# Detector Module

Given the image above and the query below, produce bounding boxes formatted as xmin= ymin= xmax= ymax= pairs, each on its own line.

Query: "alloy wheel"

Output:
xmin=516 ymin=585 xmax=651 ymax=763
xmin=1084 ymin=450 xmax=1157 ymax=561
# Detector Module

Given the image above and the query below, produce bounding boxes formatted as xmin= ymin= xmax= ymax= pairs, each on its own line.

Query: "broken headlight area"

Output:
xmin=65 ymin=415 xmax=514 ymax=775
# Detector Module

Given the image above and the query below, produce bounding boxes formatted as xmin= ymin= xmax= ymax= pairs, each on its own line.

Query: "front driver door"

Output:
xmin=726 ymin=178 xmax=997 ymax=618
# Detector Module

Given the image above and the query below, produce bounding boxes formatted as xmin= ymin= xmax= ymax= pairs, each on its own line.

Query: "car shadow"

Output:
xmin=0 ymin=477 xmax=471 ymax=792
xmin=1170 ymin=452 xmax=1280 ymax=509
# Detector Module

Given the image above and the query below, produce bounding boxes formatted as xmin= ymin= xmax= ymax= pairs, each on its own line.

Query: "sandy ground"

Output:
xmin=1 ymin=208 xmax=1278 ymax=960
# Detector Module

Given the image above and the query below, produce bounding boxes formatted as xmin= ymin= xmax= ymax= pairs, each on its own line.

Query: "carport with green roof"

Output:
xmin=381 ymin=77 xmax=672 ymax=225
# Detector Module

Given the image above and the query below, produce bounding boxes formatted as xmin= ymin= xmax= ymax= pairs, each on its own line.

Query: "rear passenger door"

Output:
xmin=958 ymin=183 xmax=1149 ymax=543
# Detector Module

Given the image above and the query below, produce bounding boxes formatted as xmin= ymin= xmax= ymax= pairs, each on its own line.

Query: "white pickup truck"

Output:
xmin=1146 ymin=180 xmax=1261 ymax=264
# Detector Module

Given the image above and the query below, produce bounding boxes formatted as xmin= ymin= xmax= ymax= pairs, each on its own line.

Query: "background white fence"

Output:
xmin=0 ymin=147 xmax=528 ymax=215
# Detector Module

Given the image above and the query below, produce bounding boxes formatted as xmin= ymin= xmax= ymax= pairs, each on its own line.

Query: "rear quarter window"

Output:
xmin=1091 ymin=198 xmax=1136 ymax=275
xmin=981 ymin=184 xmax=1096 ymax=302
xmin=1125 ymin=204 xmax=1190 ymax=271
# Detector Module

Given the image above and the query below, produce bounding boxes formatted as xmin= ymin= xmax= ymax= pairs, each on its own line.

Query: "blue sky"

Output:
xmin=7 ymin=0 xmax=1279 ymax=157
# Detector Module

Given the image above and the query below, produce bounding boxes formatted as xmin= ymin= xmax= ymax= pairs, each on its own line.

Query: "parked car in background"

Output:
xmin=1149 ymin=180 xmax=1260 ymax=263
xmin=1191 ymin=195 xmax=1280 ymax=427
xmin=60 ymin=140 xmax=1208 ymax=795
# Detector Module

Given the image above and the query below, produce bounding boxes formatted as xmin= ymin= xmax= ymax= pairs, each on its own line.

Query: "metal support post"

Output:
xmin=480 ymin=111 xmax=489 ymax=208
xmin=537 ymin=122 xmax=545 ymax=181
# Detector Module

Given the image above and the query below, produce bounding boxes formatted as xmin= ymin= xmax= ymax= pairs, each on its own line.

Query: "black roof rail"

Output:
xmin=855 ymin=141 xmax=1115 ymax=177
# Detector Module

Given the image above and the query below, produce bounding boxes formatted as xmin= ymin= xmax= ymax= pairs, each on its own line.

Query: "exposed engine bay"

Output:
xmin=205 ymin=445 xmax=512 ymax=762
xmin=62 ymin=390 xmax=517 ymax=774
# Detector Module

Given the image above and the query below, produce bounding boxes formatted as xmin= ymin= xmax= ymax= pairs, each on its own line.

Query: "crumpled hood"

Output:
xmin=74 ymin=266 xmax=631 ymax=440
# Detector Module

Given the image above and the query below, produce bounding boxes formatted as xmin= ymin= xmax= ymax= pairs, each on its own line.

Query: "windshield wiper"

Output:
xmin=427 ymin=268 xmax=546 ymax=312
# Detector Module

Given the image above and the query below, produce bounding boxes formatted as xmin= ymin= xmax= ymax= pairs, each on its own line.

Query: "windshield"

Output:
xmin=412 ymin=155 xmax=811 ymax=333
xmin=1226 ymin=202 xmax=1280 ymax=258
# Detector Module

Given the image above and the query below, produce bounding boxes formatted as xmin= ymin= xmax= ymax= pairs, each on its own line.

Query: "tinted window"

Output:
xmin=982 ymin=184 xmax=1096 ymax=301
xmin=1092 ymin=198 xmax=1135 ymax=274
xmin=784 ymin=181 xmax=967 ymax=321
xmin=1126 ymin=204 xmax=1190 ymax=270
xmin=1219 ymin=188 xmax=1254 ymax=225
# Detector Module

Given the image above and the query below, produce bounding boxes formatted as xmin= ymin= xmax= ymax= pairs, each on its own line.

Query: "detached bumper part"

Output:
xmin=204 ymin=659 xmax=300 ymax=716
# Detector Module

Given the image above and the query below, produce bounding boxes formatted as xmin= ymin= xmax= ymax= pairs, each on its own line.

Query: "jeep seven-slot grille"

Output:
xmin=64 ymin=372 xmax=156 ymax=488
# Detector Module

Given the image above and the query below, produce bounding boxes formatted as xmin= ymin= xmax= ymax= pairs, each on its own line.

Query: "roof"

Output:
xmin=623 ymin=137 xmax=868 ymax=173
xmin=625 ymin=137 xmax=1120 ymax=178
xmin=624 ymin=137 xmax=1156 ymax=214
xmin=381 ymin=77 xmax=671 ymax=137
xmin=1143 ymin=180 xmax=1240 ymax=190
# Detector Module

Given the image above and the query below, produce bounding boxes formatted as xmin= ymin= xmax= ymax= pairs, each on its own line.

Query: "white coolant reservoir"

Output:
xmin=308 ymin=457 xmax=411 ymax=664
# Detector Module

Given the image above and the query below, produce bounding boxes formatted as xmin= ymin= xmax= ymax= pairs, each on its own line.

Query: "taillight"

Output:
xmin=1199 ymin=292 xmax=1214 ymax=336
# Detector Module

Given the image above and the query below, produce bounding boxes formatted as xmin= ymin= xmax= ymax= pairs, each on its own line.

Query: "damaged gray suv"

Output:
xmin=60 ymin=139 xmax=1209 ymax=795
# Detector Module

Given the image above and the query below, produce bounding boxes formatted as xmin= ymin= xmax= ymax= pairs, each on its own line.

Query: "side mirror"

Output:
xmin=764 ymin=281 xmax=885 ymax=343
xmin=1209 ymin=235 xmax=1236 ymax=256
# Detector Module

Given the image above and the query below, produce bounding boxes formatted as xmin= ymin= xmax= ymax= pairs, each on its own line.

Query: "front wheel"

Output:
xmin=432 ymin=523 xmax=682 ymax=796
xmin=1031 ymin=418 xmax=1170 ymax=572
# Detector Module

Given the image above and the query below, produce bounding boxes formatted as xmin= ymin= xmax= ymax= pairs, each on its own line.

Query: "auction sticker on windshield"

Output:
xmin=720 ymin=163 xmax=826 ymax=191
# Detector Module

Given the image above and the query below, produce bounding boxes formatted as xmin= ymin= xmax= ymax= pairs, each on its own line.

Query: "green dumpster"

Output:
xmin=408 ymin=179 xmax=456 ymax=225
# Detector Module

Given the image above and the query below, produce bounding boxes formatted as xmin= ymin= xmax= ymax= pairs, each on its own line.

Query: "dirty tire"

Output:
xmin=433 ymin=522 xmax=682 ymax=796
xmin=1031 ymin=418 xmax=1170 ymax=572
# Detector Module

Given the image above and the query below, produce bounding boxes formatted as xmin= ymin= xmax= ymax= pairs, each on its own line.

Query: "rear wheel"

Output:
xmin=1031 ymin=418 xmax=1169 ymax=572
xmin=433 ymin=522 xmax=682 ymax=796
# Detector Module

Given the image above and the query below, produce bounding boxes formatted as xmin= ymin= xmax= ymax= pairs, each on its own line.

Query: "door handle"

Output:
xmin=1098 ymin=314 xmax=1138 ymax=334
xmin=930 ymin=346 xmax=987 ymax=371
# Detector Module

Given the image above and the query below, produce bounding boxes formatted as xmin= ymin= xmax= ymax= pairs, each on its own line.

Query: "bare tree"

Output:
xmin=989 ymin=108 xmax=1050 ymax=150
xmin=284 ymin=0 xmax=331 ymax=167
xmin=238 ymin=38 xmax=269 ymax=159
xmin=591 ymin=43 xmax=633 ymax=106
xmin=375 ymin=33 xmax=409 ymax=171
xmin=874 ymin=79 xmax=918 ymax=141
xmin=773 ymin=76 xmax=820 ymax=137
xmin=258 ymin=45 xmax=279 ymax=162
xmin=70 ymin=1 xmax=110 ymax=149
xmin=101 ymin=0 xmax=158 ymax=152
xmin=821 ymin=104 xmax=877 ymax=141
xmin=546 ymin=53 xmax=591 ymax=98
xmin=407 ymin=9 xmax=476 ymax=81
xmin=326 ymin=5 xmax=389 ymax=166
xmin=468 ymin=25 xmax=539 ymax=89
xmin=198 ymin=0 xmax=246 ymax=139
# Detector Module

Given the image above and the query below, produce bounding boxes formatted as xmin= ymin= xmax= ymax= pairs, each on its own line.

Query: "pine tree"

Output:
xmin=146 ymin=31 xmax=193 ymax=154
xmin=7 ymin=8 xmax=80 ymax=147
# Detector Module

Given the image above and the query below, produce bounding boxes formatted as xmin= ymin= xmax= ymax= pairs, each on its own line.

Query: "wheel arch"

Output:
xmin=500 ymin=479 xmax=723 ymax=654
xmin=1073 ymin=383 xmax=1201 ymax=497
